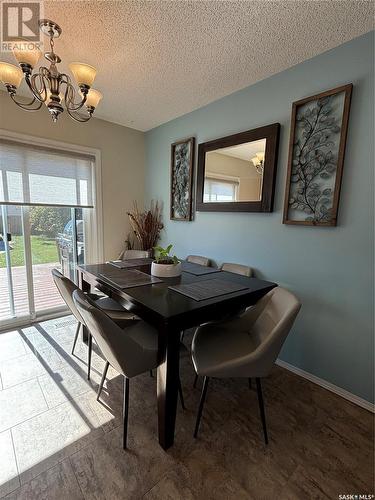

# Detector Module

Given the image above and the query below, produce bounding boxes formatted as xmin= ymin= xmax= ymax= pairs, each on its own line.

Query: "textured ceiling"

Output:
xmin=1 ymin=1 xmax=373 ymax=131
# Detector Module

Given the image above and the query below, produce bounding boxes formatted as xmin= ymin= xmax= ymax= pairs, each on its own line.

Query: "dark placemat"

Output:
xmin=181 ymin=261 xmax=221 ymax=276
xmin=99 ymin=269 xmax=161 ymax=289
xmin=108 ymin=258 xmax=154 ymax=269
xmin=169 ymin=278 xmax=248 ymax=301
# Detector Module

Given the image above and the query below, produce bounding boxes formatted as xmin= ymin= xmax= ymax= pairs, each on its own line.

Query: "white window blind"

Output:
xmin=203 ymin=177 xmax=239 ymax=202
xmin=0 ymin=139 xmax=95 ymax=208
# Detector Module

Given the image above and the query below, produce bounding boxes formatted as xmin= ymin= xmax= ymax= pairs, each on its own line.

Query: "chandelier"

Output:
xmin=0 ymin=19 xmax=102 ymax=123
xmin=251 ymin=151 xmax=265 ymax=175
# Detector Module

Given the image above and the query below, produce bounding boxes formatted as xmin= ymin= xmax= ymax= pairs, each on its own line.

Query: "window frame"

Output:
xmin=0 ymin=129 xmax=104 ymax=265
xmin=203 ymin=176 xmax=239 ymax=202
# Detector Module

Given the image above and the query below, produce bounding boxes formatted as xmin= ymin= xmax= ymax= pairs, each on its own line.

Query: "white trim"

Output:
xmin=21 ymin=206 xmax=36 ymax=317
xmin=0 ymin=128 xmax=104 ymax=264
xmin=276 ymin=359 xmax=374 ymax=413
xmin=90 ymin=148 xmax=104 ymax=263
xmin=0 ymin=305 xmax=69 ymax=333
xmin=0 ymin=129 xmax=104 ymax=329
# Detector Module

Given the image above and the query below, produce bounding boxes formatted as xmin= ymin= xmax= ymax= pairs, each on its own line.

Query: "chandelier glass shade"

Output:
xmin=251 ymin=151 xmax=265 ymax=175
xmin=0 ymin=19 xmax=102 ymax=123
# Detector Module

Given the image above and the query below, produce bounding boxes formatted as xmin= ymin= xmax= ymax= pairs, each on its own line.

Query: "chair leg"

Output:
xmin=178 ymin=377 xmax=185 ymax=410
xmin=97 ymin=361 xmax=110 ymax=401
xmin=123 ymin=376 xmax=130 ymax=449
xmin=87 ymin=333 xmax=92 ymax=381
xmin=180 ymin=330 xmax=185 ymax=342
xmin=194 ymin=376 xmax=209 ymax=438
xmin=255 ymin=378 xmax=268 ymax=445
xmin=149 ymin=370 xmax=153 ymax=378
xmin=193 ymin=374 xmax=198 ymax=388
xmin=248 ymin=378 xmax=252 ymax=389
xmin=71 ymin=323 xmax=80 ymax=355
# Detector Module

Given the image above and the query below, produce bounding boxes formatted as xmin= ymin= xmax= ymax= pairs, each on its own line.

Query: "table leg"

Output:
xmin=157 ymin=327 xmax=180 ymax=450
xmin=78 ymin=271 xmax=90 ymax=344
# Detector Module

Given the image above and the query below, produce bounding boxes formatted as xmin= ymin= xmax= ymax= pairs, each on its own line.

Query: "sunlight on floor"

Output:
xmin=0 ymin=316 xmax=117 ymax=496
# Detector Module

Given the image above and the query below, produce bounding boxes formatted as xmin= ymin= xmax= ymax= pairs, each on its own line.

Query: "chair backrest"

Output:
xmin=242 ymin=287 xmax=301 ymax=377
xmin=219 ymin=287 xmax=301 ymax=378
xmin=51 ymin=268 xmax=84 ymax=324
xmin=72 ymin=289 xmax=150 ymax=378
xmin=221 ymin=262 xmax=253 ymax=277
xmin=186 ymin=255 xmax=210 ymax=267
xmin=123 ymin=249 xmax=150 ymax=259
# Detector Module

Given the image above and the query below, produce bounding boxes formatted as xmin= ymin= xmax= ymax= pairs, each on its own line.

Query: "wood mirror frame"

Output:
xmin=196 ymin=123 xmax=280 ymax=212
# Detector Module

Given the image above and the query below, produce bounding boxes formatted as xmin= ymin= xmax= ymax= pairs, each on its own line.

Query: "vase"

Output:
xmin=151 ymin=261 xmax=182 ymax=278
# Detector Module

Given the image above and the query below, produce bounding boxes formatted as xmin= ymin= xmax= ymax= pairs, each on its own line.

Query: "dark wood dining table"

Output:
xmin=78 ymin=261 xmax=276 ymax=450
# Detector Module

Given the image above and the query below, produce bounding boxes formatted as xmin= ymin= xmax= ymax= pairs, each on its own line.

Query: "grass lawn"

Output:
xmin=0 ymin=235 xmax=59 ymax=268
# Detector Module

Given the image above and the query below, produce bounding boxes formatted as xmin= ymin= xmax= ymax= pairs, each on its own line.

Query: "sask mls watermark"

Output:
xmin=1 ymin=1 xmax=43 ymax=51
xmin=338 ymin=495 xmax=375 ymax=500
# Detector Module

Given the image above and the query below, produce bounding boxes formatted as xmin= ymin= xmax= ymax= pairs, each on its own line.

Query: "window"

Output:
xmin=0 ymin=140 xmax=94 ymax=207
xmin=203 ymin=177 xmax=239 ymax=202
xmin=0 ymin=135 xmax=101 ymax=328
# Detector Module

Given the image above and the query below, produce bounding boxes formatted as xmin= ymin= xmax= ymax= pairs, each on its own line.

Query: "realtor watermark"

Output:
xmin=1 ymin=0 xmax=43 ymax=51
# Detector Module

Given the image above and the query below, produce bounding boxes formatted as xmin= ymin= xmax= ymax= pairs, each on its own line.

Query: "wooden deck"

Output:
xmin=0 ymin=262 xmax=64 ymax=321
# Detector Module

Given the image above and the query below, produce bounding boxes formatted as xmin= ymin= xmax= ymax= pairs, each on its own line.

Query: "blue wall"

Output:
xmin=145 ymin=32 xmax=374 ymax=403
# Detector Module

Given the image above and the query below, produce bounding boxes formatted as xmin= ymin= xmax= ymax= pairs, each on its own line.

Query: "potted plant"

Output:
xmin=127 ymin=201 xmax=163 ymax=254
xmin=151 ymin=244 xmax=182 ymax=278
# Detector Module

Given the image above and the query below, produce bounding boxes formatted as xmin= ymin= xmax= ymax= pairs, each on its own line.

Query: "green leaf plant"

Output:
xmin=153 ymin=244 xmax=179 ymax=265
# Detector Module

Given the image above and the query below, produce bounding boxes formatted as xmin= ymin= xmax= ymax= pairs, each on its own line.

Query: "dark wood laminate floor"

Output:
xmin=0 ymin=317 xmax=373 ymax=499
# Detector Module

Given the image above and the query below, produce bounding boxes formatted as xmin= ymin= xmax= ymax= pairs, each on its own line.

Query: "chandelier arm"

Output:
xmin=66 ymin=106 xmax=92 ymax=123
xmin=24 ymin=72 xmax=47 ymax=102
xmin=10 ymin=93 xmax=43 ymax=111
xmin=66 ymin=86 xmax=87 ymax=111
xmin=61 ymin=76 xmax=88 ymax=111
xmin=30 ymin=72 xmax=48 ymax=101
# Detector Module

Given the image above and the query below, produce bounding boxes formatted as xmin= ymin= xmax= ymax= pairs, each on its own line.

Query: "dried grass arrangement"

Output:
xmin=127 ymin=200 xmax=164 ymax=252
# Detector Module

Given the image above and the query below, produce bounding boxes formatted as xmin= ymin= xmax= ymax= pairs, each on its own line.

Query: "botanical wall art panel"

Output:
xmin=283 ymin=84 xmax=352 ymax=226
xmin=170 ymin=137 xmax=195 ymax=221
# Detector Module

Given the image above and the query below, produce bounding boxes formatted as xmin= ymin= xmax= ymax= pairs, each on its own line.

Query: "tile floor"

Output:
xmin=0 ymin=316 xmax=373 ymax=499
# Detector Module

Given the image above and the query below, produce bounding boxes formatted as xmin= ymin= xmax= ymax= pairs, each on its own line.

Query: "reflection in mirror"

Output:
xmin=203 ymin=139 xmax=266 ymax=203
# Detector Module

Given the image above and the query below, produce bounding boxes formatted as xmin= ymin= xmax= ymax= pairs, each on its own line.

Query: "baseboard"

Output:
xmin=276 ymin=359 xmax=374 ymax=413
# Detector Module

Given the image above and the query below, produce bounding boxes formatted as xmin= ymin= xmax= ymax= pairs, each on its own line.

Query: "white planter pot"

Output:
xmin=151 ymin=261 xmax=182 ymax=278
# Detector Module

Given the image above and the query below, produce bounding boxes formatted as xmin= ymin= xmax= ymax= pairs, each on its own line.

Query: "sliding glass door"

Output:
xmin=0 ymin=135 xmax=97 ymax=329
xmin=30 ymin=206 xmax=82 ymax=315
xmin=0 ymin=204 xmax=86 ymax=327
xmin=0 ymin=205 xmax=28 ymax=321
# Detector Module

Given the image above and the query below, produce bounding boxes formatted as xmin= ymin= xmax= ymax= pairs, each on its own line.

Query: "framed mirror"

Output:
xmin=196 ymin=123 xmax=280 ymax=212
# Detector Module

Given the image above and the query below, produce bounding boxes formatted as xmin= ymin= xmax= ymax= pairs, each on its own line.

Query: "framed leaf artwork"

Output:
xmin=170 ymin=137 xmax=195 ymax=221
xmin=283 ymin=84 xmax=352 ymax=226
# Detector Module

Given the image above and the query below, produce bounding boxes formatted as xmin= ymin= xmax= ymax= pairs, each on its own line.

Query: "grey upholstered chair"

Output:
xmin=73 ymin=289 xmax=184 ymax=449
xmin=186 ymin=255 xmax=211 ymax=267
xmin=122 ymin=249 xmax=150 ymax=259
xmin=52 ymin=269 xmax=136 ymax=379
xmin=191 ymin=286 xmax=301 ymax=444
xmin=220 ymin=262 xmax=253 ymax=277
xmin=189 ymin=262 xmax=253 ymax=360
